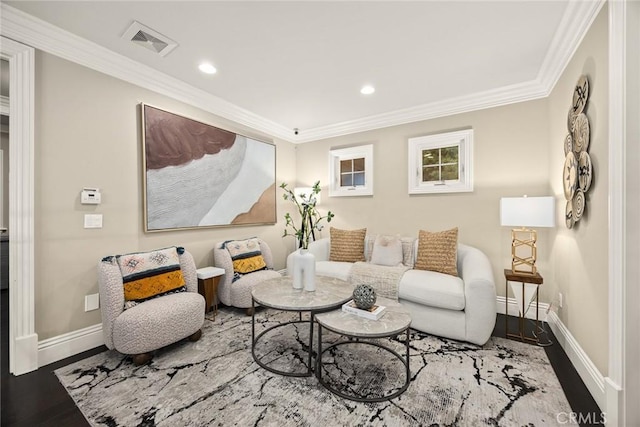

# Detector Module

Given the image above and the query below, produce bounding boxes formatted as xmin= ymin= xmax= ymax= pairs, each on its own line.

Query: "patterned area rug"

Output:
xmin=56 ymin=308 xmax=571 ymax=426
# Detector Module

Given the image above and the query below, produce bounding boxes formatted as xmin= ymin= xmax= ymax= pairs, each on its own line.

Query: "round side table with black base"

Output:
xmin=315 ymin=298 xmax=412 ymax=402
xmin=251 ymin=275 xmax=353 ymax=377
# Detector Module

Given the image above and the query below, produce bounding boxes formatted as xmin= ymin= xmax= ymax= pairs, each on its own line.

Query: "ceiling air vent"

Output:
xmin=122 ymin=21 xmax=178 ymax=57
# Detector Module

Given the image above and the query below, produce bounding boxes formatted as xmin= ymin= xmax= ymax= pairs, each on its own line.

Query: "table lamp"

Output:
xmin=500 ymin=196 xmax=555 ymax=275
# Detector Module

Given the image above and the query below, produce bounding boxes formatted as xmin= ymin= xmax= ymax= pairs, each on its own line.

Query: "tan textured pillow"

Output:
xmin=415 ymin=228 xmax=459 ymax=276
xmin=330 ymin=227 xmax=366 ymax=262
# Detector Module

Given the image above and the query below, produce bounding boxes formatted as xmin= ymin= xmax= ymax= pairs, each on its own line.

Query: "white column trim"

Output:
xmin=1 ymin=36 xmax=38 ymax=375
xmin=607 ymin=1 xmax=626 ymax=425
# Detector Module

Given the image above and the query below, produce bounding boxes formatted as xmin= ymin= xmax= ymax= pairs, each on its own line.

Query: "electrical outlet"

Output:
xmin=84 ymin=293 xmax=100 ymax=312
xmin=558 ymin=292 xmax=563 ymax=308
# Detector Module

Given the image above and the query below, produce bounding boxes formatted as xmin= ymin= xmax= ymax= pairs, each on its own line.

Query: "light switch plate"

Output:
xmin=84 ymin=293 xmax=100 ymax=311
xmin=84 ymin=214 xmax=103 ymax=229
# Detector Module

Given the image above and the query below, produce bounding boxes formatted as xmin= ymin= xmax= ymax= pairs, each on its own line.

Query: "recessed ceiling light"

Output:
xmin=198 ymin=63 xmax=217 ymax=74
xmin=360 ymin=85 xmax=375 ymax=95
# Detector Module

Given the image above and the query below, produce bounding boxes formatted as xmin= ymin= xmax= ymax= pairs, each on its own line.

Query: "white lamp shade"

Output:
xmin=500 ymin=196 xmax=555 ymax=228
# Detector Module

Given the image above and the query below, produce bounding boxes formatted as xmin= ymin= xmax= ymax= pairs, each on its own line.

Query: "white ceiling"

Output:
xmin=3 ymin=1 xmax=600 ymax=142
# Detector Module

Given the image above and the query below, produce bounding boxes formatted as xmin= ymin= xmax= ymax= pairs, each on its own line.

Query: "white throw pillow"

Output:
xmin=370 ymin=235 xmax=403 ymax=267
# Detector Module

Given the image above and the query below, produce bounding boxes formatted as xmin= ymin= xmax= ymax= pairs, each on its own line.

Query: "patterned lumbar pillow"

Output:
xmin=370 ymin=234 xmax=404 ymax=266
xmin=415 ymin=228 xmax=459 ymax=276
xmin=111 ymin=246 xmax=186 ymax=309
xmin=224 ymin=238 xmax=267 ymax=282
xmin=329 ymin=227 xmax=367 ymax=262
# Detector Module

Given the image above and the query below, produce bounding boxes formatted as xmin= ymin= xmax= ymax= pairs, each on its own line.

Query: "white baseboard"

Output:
xmin=546 ymin=311 xmax=606 ymax=411
xmin=38 ymin=323 xmax=104 ymax=368
xmin=496 ymin=295 xmax=551 ymax=320
xmin=497 ymin=296 xmax=606 ymax=412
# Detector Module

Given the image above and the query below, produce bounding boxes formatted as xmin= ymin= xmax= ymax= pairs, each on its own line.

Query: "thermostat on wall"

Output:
xmin=81 ymin=188 xmax=101 ymax=205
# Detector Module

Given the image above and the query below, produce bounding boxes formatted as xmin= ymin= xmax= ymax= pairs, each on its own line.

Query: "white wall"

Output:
xmin=547 ymin=6 xmax=609 ymax=376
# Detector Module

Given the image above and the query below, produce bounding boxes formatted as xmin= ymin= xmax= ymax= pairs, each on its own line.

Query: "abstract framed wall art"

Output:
xmin=141 ymin=104 xmax=276 ymax=232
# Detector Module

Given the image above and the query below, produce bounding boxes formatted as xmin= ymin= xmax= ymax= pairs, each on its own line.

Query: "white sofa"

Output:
xmin=298 ymin=237 xmax=496 ymax=345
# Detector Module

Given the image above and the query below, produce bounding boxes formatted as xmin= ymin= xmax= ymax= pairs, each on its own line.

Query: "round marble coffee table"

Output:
xmin=314 ymin=297 xmax=411 ymax=402
xmin=251 ymin=275 xmax=353 ymax=377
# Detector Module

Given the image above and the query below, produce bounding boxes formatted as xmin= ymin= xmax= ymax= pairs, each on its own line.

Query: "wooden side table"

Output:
xmin=504 ymin=269 xmax=543 ymax=344
xmin=196 ymin=267 xmax=225 ymax=320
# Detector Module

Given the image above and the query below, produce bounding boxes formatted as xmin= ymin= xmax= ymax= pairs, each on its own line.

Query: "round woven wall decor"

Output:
xmin=563 ymin=75 xmax=593 ymax=229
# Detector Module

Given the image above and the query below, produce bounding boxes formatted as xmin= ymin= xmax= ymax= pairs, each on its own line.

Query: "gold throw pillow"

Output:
xmin=329 ymin=227 xmax=367 ymax=262
xmin=415 ymin=228 xmax=459 ymax=276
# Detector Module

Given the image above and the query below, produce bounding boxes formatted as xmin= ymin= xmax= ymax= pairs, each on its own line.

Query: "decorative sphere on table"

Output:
xmin=352 ymin=284 xmax=377 ymax=310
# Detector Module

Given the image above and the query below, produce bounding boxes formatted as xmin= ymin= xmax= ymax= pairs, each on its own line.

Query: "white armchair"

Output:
xmin=98 ymin=248 xmax=205 ymax=365
xmin=213 ymin=238 xmax=281 ymax=315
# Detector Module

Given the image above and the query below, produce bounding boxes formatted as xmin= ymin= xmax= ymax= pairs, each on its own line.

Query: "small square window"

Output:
xmin=329 ymin=144 xmax=373 ymax=197
xmin=408 ymin=129 xmax=473 ymax=194
xmin=420 ymin=145 xmax=460 ymax=183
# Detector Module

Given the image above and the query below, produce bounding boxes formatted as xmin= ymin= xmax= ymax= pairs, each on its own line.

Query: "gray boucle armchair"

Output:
xmin=213 ymin=238 xmax=281 ymax=315
xmin=98 ymin=248 xmax=205 ymax=365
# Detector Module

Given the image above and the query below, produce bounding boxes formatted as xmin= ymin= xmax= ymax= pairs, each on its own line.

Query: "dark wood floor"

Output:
xmin=1 ymin=289 xmax=602 ymax=426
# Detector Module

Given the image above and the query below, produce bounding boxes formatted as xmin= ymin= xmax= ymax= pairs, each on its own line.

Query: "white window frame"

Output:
xmin=328 ymin=144 xmax=373 ymax=197
xmin=408 ymin=129 xmax=473 ymax=194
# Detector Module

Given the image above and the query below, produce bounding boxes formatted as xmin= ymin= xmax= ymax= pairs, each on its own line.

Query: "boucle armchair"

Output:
xmin=213 ymin=238 xmax=281 ymax=315
xmin=98 ymin=248 xmax=205 ymax=365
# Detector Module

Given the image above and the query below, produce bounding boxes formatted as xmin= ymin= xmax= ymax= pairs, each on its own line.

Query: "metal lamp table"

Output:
xmin=315 ymin=297 xmax=412 ymax=402
xmin=251 ymin=275 xmax=353 ymax=377
xmin=504 ymin=269 xmax=543 ymax=343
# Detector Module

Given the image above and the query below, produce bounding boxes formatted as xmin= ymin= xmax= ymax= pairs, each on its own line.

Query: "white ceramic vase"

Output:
xmin=292 ymin=248 xmax=316 ymax=291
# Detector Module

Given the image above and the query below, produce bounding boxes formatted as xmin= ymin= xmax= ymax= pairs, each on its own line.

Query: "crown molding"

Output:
xmin=537 ymin=0 xmax=606 ymax=93
xmin=295 ymin=79 xmax=548 ymax=143
xmin=298 ymin=0 xmax=606 ymax=143
xmin=0 ymin=4 xmax=294 ymax=142
xmin=1 ymin=1 xmax=604 ymax=145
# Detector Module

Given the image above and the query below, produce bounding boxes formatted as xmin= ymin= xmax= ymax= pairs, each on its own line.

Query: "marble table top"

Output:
xmin=315 ymin=297 xmax=411 ymax=338
xmin=252 ymin=275 xmax=354 ymax=311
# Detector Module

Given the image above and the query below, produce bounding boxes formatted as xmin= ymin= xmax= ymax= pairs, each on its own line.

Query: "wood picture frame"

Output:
xmin=141 ymin=104 xmax=276 ymax=232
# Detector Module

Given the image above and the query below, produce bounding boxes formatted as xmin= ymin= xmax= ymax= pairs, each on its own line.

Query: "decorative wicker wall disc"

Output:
xmin=572 ymin=113 xmax=590 ymax=153
xmin=567 ymin=107 xmax=578 ymax=132
xmin=565 ymin=200 xmax=575 ymax=229
xmin=573 ymin=189 xmax=585 ymax=221
xmin=572 ymin=75 xmax=590 ymax=115
xmin=578 ymin=151 xmax=593 ymax=192
xmin=564 ymin=134 xmax=573 ymax=155
xmin=563 ymin=151 xmax=578 ymax=201
xmin=564 ymin=75 xmax=591 ymax=229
